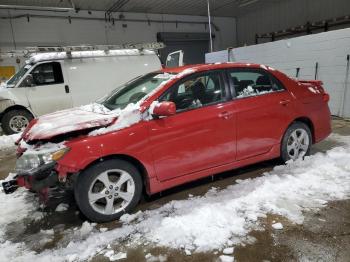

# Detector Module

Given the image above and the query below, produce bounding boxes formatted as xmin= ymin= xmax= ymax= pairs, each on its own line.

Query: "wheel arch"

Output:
xmin=287 ymin=116 xmax=315 ymax=143
xmin=1 ymin=105 xmax=35 ymax=121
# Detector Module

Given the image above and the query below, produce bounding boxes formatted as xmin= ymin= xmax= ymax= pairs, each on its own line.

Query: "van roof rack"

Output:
xmin=1 ymin=42 xmax=165 ymax=57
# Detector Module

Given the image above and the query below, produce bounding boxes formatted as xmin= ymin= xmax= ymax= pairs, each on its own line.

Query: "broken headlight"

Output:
xmin=15 ymin=147 xmax=69 ymax=172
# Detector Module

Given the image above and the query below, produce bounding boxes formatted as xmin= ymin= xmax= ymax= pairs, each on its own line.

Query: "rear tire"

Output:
xmin=74 ymin=159 xmax=142 ymax=223
xmin=1 ymin=109 xmax=33 ymax=135
xmin=281 ymin=122 xmax=312 ymax=162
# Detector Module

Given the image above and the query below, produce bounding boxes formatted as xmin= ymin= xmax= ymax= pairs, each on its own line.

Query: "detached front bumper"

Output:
xmin=2 ymin=162 xmax=58 ymax=194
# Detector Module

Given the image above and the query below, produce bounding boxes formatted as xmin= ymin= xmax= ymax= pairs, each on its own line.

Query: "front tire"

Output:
xmin=74 ymin=159 xmax=142 ymax=222
xmin=1 ymin=109 xmax=33 ymax=134
xmin=281 ymin=122 xmax=312 ymax=162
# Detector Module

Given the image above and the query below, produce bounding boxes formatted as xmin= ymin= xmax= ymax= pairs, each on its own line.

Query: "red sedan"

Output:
xmin=3 ymin=63 xmax=331 ymax=222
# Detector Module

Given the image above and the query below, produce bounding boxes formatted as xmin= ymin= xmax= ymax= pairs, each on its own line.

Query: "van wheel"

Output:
xmin=1 ymin=109 xmax=33 ymax=135
xmin=74 ymin=159 xmax=142 ymax=222
xmin=281 ymin=122 xmax=311 ymax=162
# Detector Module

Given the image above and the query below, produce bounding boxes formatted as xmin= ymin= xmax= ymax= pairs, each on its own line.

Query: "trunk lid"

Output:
xmin=296 ymin=79 xmax=329 ymax=103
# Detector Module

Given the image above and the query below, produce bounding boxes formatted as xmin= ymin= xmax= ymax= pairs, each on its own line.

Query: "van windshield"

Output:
xmin=6 ymin=64 xmax=32 ymax=87
xmin=101 ymin=72 xmax=174 ymax=110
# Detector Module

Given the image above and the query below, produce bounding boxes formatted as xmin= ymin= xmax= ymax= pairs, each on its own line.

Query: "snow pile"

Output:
xmin=77 ymin=222 xmax=96 ymax=237
xmin=145 ymin=253 xmax=167 ymax=262
xmin=219 ymin=255 xmax=234 ymax=262
xmin=272 ymin=222 xmax=284 ymax=230
xmin=55 ymin=203 xmax=69 ymax=212
xmin=104 ymin=250 xmax=127 ymax=261
xmin=0 ymin=186 xmax=41 ymax=239
xmin=1 ymin=134 xmax=349 ymax=261
xmin=223 ymin=247 xmax=234 ymax=255
xmin=0 ymin=133 xmax=21 ymax=151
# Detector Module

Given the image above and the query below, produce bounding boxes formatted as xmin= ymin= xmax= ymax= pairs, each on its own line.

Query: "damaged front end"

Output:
xmin=2 ymin=105 xmax=118 ymax=195
xmin=2 ymin=146 xmax=70 ymax=194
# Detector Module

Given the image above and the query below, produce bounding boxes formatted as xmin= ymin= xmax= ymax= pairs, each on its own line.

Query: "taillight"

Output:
xmin=323 ymin=93 xmax=330 ymax=102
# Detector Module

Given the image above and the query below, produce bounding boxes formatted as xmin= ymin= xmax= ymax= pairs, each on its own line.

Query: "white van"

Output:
xmin=0 ymin=44 xmax=183 ymax=134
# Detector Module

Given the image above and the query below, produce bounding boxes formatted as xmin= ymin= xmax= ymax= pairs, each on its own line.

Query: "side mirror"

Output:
xmin=152 ymin=101 xmax=176 ymax=117
xmin=22 ymin=74 xmax=35 ymax=87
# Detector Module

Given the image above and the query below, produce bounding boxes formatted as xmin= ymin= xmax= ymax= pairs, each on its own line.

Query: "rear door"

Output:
xmin=227 ymin=68 xmax=294 ymax=160
xmin=148 ymin=70 xmax=236 ymax=181
xmin=24 ymin=61 xmax=73 ymax=116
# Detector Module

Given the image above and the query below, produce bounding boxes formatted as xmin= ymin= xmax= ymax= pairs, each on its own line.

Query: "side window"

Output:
xmin=229 ymin=70 xmax=284 ymax=98
xmin=31 ymin=62 xmax=64 ymax=86
xmin=160 ymin=71 xmax=226 ymax=112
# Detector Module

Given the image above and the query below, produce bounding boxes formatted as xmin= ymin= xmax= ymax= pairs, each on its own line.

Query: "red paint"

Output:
xmin=20 ymin=63 xmax=332 ymax=194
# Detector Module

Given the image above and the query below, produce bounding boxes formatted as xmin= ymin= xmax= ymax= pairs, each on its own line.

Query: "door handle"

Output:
xmin=279 ymin=99 xmax=290 ymax=106
xmin=65 ymin=85 xmax=70 ymax=93
xmin=218 ymin=111 xmax=233 ymax=120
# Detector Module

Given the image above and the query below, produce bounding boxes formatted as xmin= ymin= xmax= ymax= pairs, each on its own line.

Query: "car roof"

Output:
xmin=161 ymin=62 xmax=271 ymax=74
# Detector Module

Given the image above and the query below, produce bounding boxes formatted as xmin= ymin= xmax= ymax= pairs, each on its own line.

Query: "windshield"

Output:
xmin=6 ymin=64 xmax=32 ymax=87
xmin=101 ymin=72 xmax=174 ymax=110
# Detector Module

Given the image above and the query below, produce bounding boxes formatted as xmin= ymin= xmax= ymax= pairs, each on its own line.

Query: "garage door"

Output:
xmin=157 ymin=32 xmax=210 ymax=65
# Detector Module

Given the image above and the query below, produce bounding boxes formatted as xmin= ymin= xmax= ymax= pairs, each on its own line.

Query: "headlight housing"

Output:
xmin=15 ymin=147 xmax=69 ymax=173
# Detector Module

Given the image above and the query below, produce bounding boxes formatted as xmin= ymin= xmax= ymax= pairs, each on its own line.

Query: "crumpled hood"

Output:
xmin=22 ymin=105 xmax=117 ymax=142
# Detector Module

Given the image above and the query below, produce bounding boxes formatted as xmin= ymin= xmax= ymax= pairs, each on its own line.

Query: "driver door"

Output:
xmin=23 ymin=61 xmax=73 ymax=116
xmin=148 ymin=70 xmax=236 ymax=181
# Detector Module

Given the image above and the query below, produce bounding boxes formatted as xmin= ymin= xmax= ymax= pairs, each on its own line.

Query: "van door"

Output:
xmin=23 ymin=61 xmax=73 ymax=116
xmin=166 ymin=50 xmax=184 ymax=68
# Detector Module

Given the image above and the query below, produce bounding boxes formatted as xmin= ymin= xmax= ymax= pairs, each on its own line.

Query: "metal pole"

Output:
xmin=340 ymin=55 xmax=350 ymax=117
xmin=207 ymin=0 xmax=213 ymax=53
xmin=8 ymin=10 xmax=17 ymax=50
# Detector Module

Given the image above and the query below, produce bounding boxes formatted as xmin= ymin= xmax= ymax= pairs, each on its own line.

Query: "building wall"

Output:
xmin=236 ymin=0 xmax=350 ymax=46
xmin=223 ymin=28 xmax=350 ymax=117
xmin=0 ymin=9 xmax=236 ymax=71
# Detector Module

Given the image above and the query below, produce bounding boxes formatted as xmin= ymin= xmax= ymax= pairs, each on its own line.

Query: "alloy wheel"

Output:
xmin=88 ymin=169 xmax=135 ymax=215
xmin=287 ymin=128 xmax=310 ymax=160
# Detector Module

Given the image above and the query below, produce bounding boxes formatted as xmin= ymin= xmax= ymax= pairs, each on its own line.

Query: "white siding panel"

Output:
xmin=207 ymin=28 xmax=350 ymax=117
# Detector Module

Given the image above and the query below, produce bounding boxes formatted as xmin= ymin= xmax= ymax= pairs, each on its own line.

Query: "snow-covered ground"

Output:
xmin=0 ymin=133 xmax=21 ymax=151
xmin=0 ymin=134 xmax=350 ymax=261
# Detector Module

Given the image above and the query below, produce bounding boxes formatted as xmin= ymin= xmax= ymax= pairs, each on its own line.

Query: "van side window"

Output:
xmin=229 ymin=69 xmax=284 ymax=98
xmin=31 ymin=62 xmax=64 ymax=86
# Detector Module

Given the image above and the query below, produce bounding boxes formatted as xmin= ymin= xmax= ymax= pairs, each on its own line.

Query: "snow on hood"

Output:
xmin=88 ymin=103 xmax=143 ymax=136
xmin=23 ymin=104 xmax=117 ymax=141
